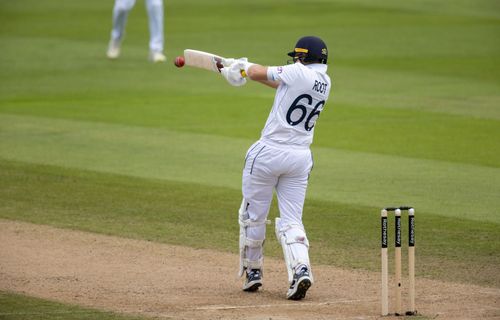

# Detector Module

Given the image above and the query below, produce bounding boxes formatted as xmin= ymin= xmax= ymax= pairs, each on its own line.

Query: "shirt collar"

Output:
xmin=305 ymin=63 xmax=328 ymax=73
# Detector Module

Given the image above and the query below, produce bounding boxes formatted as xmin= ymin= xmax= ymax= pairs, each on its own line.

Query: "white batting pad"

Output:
xmin=275 ymin=217 xmax=312 ymax=283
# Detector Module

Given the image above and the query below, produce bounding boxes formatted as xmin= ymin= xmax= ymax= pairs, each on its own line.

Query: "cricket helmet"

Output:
xmin=287 ymin=36 xmax=328 ymax=64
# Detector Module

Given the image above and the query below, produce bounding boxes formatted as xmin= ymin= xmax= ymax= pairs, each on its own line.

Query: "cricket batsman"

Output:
xmin=221 ymin=36 xmax=332 ymax=300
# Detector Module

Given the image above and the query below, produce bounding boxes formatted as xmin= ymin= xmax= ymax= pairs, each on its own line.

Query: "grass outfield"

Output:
xmin=0 ymin=292 xmax=147 ymax=320
xmin=0 ymin=0 xmax=499 ymax=314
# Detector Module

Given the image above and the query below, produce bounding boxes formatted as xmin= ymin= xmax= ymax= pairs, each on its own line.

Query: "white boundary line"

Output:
xmin=194 ymin=298 xmax=376 ymax=311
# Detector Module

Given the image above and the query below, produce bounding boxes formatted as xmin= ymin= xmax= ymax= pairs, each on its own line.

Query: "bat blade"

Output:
xmin=183 ymin=49 xmax=225 ymax=73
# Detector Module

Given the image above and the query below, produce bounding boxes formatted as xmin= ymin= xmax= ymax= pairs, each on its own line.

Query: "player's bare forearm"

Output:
xmin=256 ymin=79 xmax=280 ymax=89
xmin=247 ymin=65 xmax=280 ymax=89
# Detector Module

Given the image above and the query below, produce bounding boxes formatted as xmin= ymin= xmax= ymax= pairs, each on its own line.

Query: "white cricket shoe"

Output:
xmin=243 ymin=269 xmax=262 ymax=292
xmin=287 ymin=267 xmax=312 ymax=300
xmin=107 ymin=39 xmax=121 ymax=59
xmin=150 ymin=51 xmax=166 ymax=63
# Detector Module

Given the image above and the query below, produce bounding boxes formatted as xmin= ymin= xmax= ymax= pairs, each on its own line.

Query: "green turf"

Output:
xmin=0 ymin=292 xmax=149 ymax=320
xmin=0 ymin=0 xmax=499 ymax=316
xmin=1 ymin=114 xmax=498 ymax=223
xmin=0 ymin=159 xmax=498 ymax=288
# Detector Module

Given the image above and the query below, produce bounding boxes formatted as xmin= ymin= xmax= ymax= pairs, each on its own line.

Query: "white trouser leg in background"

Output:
xmin=110 ymin=0 xmax=136 ymax=42
xmin=146 ymin=0 xmax=164 ymax=53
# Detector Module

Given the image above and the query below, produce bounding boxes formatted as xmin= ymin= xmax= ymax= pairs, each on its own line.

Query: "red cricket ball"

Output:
xmin=174 ymin=56 xmax=185 ymax=68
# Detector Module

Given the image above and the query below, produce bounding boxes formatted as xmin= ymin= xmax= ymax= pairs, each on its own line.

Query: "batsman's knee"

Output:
xmin=115 ymin=0 xmax=136 ymax=11
xmin=149 ymin=0 xmax=163 ymax=7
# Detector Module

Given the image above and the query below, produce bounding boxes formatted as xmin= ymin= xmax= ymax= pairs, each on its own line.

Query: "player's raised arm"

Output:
xmin=244 ymin=64 xmax=280 ymax=89
xmin=221 ymin=60 xmax=280 ymax=89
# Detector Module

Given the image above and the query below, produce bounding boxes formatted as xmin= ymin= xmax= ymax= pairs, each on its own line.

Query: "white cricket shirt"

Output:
xmin=262 ymin=62 xmax=331 ymax=148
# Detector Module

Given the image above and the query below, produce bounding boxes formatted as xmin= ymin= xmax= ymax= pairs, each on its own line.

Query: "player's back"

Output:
xmin=261 ymin=62 xmax=331 ymax=147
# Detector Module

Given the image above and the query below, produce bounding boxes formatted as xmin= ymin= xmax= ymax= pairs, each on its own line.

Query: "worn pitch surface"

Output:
xmin=1 ymin=220 xmax=499 ymax=320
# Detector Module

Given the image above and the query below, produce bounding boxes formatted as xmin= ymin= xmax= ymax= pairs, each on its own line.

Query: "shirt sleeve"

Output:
xmin=267 ymin=63 xmax=301 ymax=84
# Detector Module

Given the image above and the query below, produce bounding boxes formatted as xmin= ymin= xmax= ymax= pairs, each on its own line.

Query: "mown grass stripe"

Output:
xmin=1 ymin=114 xmax=498 ymax=223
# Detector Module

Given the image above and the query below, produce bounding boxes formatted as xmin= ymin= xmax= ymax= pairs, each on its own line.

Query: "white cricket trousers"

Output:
xmin=242 ymin=139 xmax=313 ymax=265
xmin=111 ymin=0 xmax=164 ymax=52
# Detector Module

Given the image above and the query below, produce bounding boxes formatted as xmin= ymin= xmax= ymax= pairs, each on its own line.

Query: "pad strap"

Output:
xmin=238 ymin=199 xmax=270 ymax=277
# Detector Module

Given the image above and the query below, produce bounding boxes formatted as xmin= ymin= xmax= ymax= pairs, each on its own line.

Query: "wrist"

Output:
xmin=241 ymin=62 xmax=254 ymax=78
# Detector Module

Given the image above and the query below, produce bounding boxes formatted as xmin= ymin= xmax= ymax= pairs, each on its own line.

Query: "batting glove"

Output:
xmin=234 ymin=58 xmax=254 ymax=78
xmin=221 ymin=58 xmax=235 ymax=67
xmin=221 ymin=62 xmax=247 ymax=87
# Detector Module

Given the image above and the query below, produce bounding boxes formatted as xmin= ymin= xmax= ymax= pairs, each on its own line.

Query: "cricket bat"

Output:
xmin=183 ymin=49 xmax=226 ymax=73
